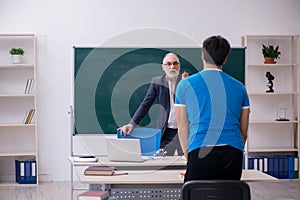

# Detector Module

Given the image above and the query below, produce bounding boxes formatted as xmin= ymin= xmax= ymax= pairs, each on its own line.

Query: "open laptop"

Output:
xmin=106 ymin=138 xmax=149 ymax=162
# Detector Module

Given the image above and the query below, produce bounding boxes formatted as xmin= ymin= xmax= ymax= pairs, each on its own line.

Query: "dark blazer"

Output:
xmin=130 ymin=74 xmax=181 ymax=134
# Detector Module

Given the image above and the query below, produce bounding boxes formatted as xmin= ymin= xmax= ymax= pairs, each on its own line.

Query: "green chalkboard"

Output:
xmin=74 ymin=47 xmax=245 ymax=134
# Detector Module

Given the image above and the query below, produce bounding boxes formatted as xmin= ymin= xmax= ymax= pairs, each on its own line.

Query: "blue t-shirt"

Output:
xmin=175 ymin=69 xmax=249 ymax=152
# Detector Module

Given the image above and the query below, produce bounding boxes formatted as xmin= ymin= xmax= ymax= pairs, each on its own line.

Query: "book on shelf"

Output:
xmin=22 ymin=110 xmax=30 ymax=124
xmin=78 ymin=190 xmax=109 ymax=200
xmin=84 ymin=166 xmax=115 ymax=176
xmin=23 ymin=108 xmax=35 ymax=124
xmin=24 ymin=78 xmax=34 ymax=94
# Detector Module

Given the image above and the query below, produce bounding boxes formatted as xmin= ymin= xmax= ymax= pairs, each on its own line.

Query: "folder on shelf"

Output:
xmin=15 ymin=160 xmax=37 ymax=184
xmin=279 ymin=157 xmax=284 ymax=178
xmin=258 ymin=157 xmax=264 ymax=172
xmin=253 ymin=157 xmax=258 ymax=170
xmin=284 ymin=157 xmax=289 ymax=178
xmin=31 ymin=160 xmax=37 ymax=184
xmin=15 ymin=160 xmax=31 ymax=184
xmin=263 ymin=157 xmax=268 ymax=173
xmin=249 ymin=155 xmax=296 ymax=179
xmin=294 ymin=157 xmax=299 ymax=179
xmin=288 ymin=156 xmax=294 ymax=179
xmin=248 ymin=157 xmax=254 ymax=169
xmin=274 ymin=157 xmax=279 ymax=178
xmin=268 ymin=157 xmax=274 ymax=177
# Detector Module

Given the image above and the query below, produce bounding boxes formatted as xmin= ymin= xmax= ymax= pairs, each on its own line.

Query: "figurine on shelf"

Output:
xmin=266 ymin=71 xmax=274 ymax=93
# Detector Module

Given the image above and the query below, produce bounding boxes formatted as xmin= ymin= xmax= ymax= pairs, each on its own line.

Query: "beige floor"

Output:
xmin=0 ymin=180 xmax=299 ymax=200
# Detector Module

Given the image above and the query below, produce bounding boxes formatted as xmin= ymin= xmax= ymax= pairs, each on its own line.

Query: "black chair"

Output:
xmin=182 ymin=180 xmax=251 ymax=200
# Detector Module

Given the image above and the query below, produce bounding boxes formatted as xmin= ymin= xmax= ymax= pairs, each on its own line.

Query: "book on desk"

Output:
xmin=84 ymin=166 xmax=115 ymax=176
xmin=78 ymin=190 xmax=109 ymax=200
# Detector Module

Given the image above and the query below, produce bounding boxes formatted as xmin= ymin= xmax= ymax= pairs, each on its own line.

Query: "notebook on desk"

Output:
xmin=106 ymin=138 xmax=151 ymax=162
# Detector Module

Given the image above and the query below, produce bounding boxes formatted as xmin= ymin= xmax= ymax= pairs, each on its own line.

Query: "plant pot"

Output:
xmin=12 ymin=55 xmax=22 ymax=64
xmin=264 ymin=57 xmax=276 ymax=64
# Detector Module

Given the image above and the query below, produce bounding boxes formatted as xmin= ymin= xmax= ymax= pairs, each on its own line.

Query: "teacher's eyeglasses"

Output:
xmin=163 ymin=61 xmax=180 ymax=67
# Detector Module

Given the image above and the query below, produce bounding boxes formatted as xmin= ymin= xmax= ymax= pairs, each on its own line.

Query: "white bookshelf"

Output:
xmin=241 ymin=35 xmax=300 ymax=174
xmin=0 ymin=34 xmax=38 ymax=186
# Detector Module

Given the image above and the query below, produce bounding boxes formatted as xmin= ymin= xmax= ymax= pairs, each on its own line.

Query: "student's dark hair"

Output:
xmin=202 ymin=35 xmax=231 ymax=66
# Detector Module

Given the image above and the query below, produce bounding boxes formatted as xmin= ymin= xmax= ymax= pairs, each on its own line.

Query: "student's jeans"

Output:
xmin=184 ymin=145 xmax=243 ymax=182
xmin=160 ymin=128 xmax=183 ymax=156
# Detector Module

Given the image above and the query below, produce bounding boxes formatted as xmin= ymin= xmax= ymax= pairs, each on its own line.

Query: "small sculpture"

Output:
xmin=266 ymin=71 xmax=274 ymax=93
xmin=154 ymin=148 xmax=167 ymax=158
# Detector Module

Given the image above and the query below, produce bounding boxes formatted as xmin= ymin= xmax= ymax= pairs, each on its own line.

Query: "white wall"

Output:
xmin=1 ymin=0 xmax=300 ymax=181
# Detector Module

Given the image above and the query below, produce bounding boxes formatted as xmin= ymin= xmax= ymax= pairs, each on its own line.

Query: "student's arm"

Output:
xmin=174 ymin=105 xmax=189 ymax=159
xmin=240 ymin=108 xmax=250 ymax=144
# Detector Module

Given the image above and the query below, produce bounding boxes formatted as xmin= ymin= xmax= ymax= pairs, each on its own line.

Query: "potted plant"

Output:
xmin=262 ymin=44 xmax=281 ymax=64
xmin=9 ymin=48 xmax=25 ymax=64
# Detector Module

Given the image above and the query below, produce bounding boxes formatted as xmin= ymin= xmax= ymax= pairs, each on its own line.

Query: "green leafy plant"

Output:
xmin=9 ymin=48 xmax=25 ymax=56
xmin=262 ymin=45 xmax=281 ymax=59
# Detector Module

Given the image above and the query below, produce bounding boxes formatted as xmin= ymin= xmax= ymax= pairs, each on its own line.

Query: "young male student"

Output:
xmin=174 ymin=35 xmax=250 ymax=181
xmin=119 ymin=52 xmax=188 ymax=156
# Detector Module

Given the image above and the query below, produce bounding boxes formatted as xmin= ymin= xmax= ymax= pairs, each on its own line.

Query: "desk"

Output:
xmin=78 ymin=169 xmax=277 ymax=184
xmin=70 ymin=156 xmax=186 ymax=170
xmin=69 ymin=156 xmax=186 ymax=200
xmin=77 ymin=169 xmax=277 ymax=200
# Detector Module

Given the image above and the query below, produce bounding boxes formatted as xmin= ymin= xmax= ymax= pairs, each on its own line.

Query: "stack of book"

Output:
xmin=247 ymin=156 xmax=299 ymax=179
xmin=84 ymin=166 xmax=115 ymax=176
xmin=78 ymin=191 xmax=109 ymax=200
xmin=23 ymin=108 xmax=35 ymax=124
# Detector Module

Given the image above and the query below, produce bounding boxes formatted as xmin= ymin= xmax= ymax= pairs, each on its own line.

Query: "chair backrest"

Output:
xmin=182 ymin=180 xmax=251 ymax=200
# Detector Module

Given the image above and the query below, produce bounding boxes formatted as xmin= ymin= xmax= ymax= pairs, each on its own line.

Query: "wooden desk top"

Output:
xmin=77 ymin=169 xmax=277 ymax=185
xmin=241 ymin=170 xmax=278 ymax=181
xmin=69 ymin=156 xmax=186 ymax=168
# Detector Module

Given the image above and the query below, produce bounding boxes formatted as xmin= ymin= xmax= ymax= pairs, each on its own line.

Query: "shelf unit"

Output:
xmin=0 ymin=34 xmax=38 ymax=186
xmin=241 ymin=35 xmax=300 ymax=172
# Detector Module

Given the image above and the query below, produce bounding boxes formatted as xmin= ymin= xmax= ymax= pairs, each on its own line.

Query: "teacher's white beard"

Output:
xmin=166 ymin=70 xmax=179 ymax=80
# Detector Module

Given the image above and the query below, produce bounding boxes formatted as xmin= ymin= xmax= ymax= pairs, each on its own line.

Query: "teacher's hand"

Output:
xmin=118 ymin=124 xmax=134 ymax=135
xmin=181 ymin=71 xmax=189 ymax=79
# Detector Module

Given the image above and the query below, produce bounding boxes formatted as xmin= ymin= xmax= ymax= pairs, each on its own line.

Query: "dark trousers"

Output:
xmin=184 ymin=145 xmax=243 ymax=182
xmin=160 ymin=128 xmax=183 ymax=156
